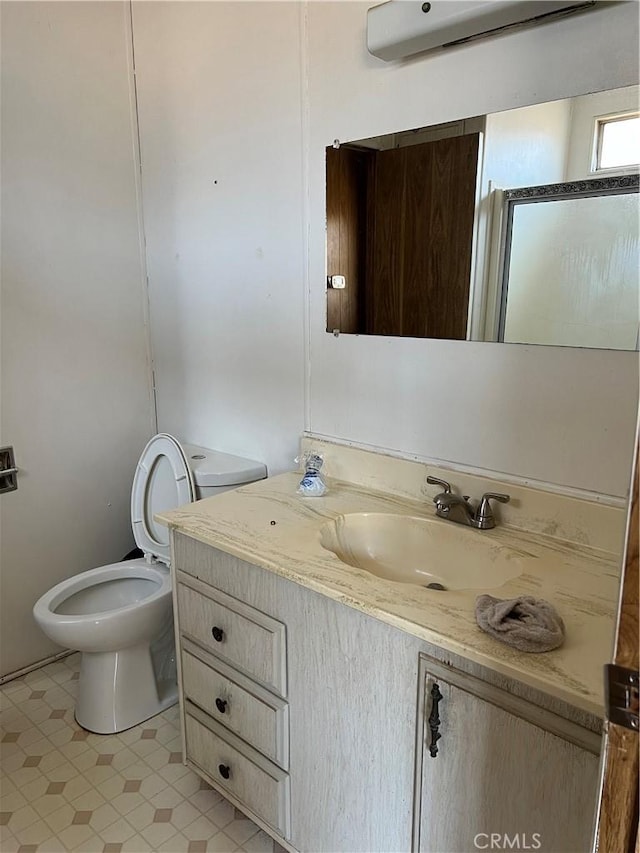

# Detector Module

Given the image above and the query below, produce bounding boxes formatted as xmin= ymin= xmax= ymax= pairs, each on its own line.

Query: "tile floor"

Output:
xmin=0 ymin=654 xmax=274 ymax=852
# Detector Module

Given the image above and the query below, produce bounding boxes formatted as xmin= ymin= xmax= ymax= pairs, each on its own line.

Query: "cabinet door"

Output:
xmin=415 ymin=657 xmax=600 ymax=853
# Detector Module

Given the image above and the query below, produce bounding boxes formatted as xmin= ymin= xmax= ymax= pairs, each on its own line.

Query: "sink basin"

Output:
xmin=319 ymin=513 xmax=524 ymax=591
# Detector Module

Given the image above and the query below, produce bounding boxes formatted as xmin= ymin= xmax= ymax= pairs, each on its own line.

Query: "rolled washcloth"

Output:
xmin=475 ymin=594 xmax=565 ymax=653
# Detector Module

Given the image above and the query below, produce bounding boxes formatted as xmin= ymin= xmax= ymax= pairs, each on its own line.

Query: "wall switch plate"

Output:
xmin=328 ymin=275 xmax=346 ymax=289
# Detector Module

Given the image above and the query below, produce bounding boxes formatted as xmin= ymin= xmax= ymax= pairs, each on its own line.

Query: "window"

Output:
xmin=594 ymin=113 xmax=640 ymax=171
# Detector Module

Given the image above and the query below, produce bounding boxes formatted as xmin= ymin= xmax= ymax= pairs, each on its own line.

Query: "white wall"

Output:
xmin=483 ymin=99 xmax=572 ymax=189
xmin=131 ymin=1 xmax=306 ymax=476
xmin=306 ymin=1 xmax=639 ymax=497
xmin=0 ymin=2 xmax=155 ymax=675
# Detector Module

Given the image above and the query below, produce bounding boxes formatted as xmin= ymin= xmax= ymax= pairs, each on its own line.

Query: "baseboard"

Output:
xmin=0 ymin=649 xmax=72 ymax=685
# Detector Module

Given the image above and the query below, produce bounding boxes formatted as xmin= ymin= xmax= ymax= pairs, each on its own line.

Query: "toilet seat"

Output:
xmin=33 ymin=560 xmax=171 ymax=653
xmin=131 ymin=433 xmax=195 ymax=565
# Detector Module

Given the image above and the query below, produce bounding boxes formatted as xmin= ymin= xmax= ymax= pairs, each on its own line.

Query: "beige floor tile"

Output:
xmin=156 ymin=830 xmax=192 ymax=852
xmin=57 ymin=774 xmax=88 ymax=803
xmin=81 ymin=762 xmax=118 ymax=787
xmin=148 ymin=785 xmax=184 ymax=810
xmin=18 ymin=775 xmax=50 ymax=802
xmin=111 ymin=748 xmax=142 ymax=773
xmin=1 ymin=751 xmax=28 ymax=774
xmin=69 ymin=787 xmax=107 ymax=811
xmin=0 ymin=829 xmax=20 ymax=852
xmin=169 ymin=800 xmax=203 ymax=832
xmin=206 ymin=799 xmax=235 ymax=830
xmin=0 ymin=787 xmax=27 ymax=811
xmin=172 ymin=771 xmax=203 ymax=799
xmin=21 ymin=736 xmax=57 ymax=758
xmin=0 ymin=774 xmax=18 ymax=795
xmin=0 ymin=741 xmax=24 ymax=761
xmin=126 ymin=801 xmax=156 ymax=832
xmin=206 ymin=831 xmax=238 ymax=852
xmin=38 ymin=837 xmax=71 ymax=853
xmin=165 ymin=735 xmax=184 ymax=752
xmin=32 ymin=793 xmax=67 ymax=819
xmin=37 ymin=718 xmax=71 ymax=738
xmin=87 ymin=770 xmax=125 ymax=799
xmin=90 ymin=802 xmax=121 ymax=833
xmin=7 ymin=803 xmax=40 ymax=832
xmin=69 ymin=745 xmax=101 ymax=772
xmin=137 ymin=772 xmax=169 ymax=800
xmin=129 ymin=739 xmax=162 ymax=760
xmin=240 ymin=829 xmax=275 ymax=853
xmin=74 ymin=833 xmax=108 ymax=852
xmin=37 ymin=750 xmax=68 ymax=776
xmin=144 ymin=744 xmax=172 ymax=770
xmin=183 ymin=814 xmax=220 ymax=841
xmin=0 ymin=740 xmax=23 ymax=766
xmin=157 ymin=760 xmax=192 ymax=785
xmin=121 ymin=831 xmax=155 ymax=851
xmin=109 ymin=791 xmax=147 ymax=818
xmin=42 ymin=802 xmax=75 ymax=835
xmin=117 ymin=726 xmax=143 ymax=746
xmin=12 ymin=817 xmax=53 ymax=845
xmin=98 ymin=817 xmax=137 ymax=844
xmin=189 ymin=787 xmax=225 ymax=815
xmin=140 ymin=819 xmax=179 ymax=848
xmin=224 ymin=818 xmax=261 ymax=846
xmin=55 ymin=821 xmax=95 ymax=850
xmin=8 ymin=766 xmax=43 ymax=790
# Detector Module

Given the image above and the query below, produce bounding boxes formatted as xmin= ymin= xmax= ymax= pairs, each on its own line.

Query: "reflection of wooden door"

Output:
xmin=325 ymin=147 xmax=368 ymax=334
xmin=593 ymin=435 xmax=639 ymax=852
xmin=368 ymin=134 xmax=479 ymax=338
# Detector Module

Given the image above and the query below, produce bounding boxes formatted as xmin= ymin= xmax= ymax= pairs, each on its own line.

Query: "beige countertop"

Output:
xmin=159 ymin=471 xmax=621 ymax=718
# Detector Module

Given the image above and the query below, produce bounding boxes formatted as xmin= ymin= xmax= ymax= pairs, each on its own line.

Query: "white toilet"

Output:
xmin=33 ymin=434 xmax=266 ymax=734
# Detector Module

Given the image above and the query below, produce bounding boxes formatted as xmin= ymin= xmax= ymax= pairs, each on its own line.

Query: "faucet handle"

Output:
xmin=426 ymin=476 xmax=452 ymax=494
xmin=476 ymin=492 xmax=511 ymax=529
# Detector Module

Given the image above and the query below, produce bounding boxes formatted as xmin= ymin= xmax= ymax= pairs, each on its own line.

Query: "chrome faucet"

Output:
xmin=426 ymin=477 xmax=510 ymax=530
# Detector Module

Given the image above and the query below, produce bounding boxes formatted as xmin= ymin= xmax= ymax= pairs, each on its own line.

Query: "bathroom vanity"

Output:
xmin=160 ymin=441 xmax=625 ymax=853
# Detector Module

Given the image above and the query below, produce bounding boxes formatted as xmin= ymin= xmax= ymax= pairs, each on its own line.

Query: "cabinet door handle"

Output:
xmin=218 ymin=763 xmax=231 ymax=780
xmin=215 ymin=697 xmax=228 ymax=714
xmin=428 ymin=682 xmax=443 ymax=758
xmin=211 ymin=626 xmax=225 ymax=643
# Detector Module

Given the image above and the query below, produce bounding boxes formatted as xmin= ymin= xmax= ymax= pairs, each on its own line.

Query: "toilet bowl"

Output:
xmin=33 ymin=433 xmax=266 ymax=734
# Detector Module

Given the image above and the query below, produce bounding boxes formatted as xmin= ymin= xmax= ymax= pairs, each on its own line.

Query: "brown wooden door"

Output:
xmin=367 ymin=134 xmax=479 ymax=338
xmin=593 ymin=435 xmax=639 ymax=853
xmin=325 ymin=146 xmax=369 ymax=334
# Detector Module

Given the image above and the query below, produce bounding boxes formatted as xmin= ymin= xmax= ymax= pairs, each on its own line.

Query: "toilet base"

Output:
xmin=75 ymin=643 xmax=178 ymax=734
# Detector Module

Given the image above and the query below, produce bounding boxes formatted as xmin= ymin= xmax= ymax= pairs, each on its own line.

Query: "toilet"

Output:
xmin=33 ymin=434 xmax=266 ymax=734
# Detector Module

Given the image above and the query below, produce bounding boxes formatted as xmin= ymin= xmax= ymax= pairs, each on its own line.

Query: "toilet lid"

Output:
xmin=131 ymin=434 xmax=195 ymax=565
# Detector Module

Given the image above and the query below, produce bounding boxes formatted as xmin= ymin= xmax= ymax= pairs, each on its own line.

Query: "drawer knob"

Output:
xmin=218 ymin=763 xmax=231 ymax=780
xmin=211 ymin=626 xmax=225 ymax=643
xmin=215 ymin=697 xmax=228 ymax=714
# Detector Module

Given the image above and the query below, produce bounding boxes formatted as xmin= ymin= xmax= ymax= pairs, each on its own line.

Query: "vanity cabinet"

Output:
xmin=171 ymin=533 xmax=601 ymax=853
xmin=415 ymin=655 xmax=601 ymax=853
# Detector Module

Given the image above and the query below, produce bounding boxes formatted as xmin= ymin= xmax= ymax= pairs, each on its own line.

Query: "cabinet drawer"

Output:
xmin=182 ymin=644 xmax=289 ymax=768
xmin=177 ymin=571 xmax=287 ymax=696
xmin=185 ymin=704 xmax=291 ymax=839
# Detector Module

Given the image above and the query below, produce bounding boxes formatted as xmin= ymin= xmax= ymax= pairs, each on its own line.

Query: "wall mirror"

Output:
xmin=325 ymin=84 xmax=640 ymax=349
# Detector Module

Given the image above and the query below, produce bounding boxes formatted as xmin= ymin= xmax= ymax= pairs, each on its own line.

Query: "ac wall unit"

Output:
xmin=367 ymin=0 xmax=598 ymax=61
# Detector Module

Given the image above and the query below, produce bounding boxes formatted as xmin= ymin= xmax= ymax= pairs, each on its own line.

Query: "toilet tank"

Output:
xmin=182 ymin=442 xmax=267 ymax=500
